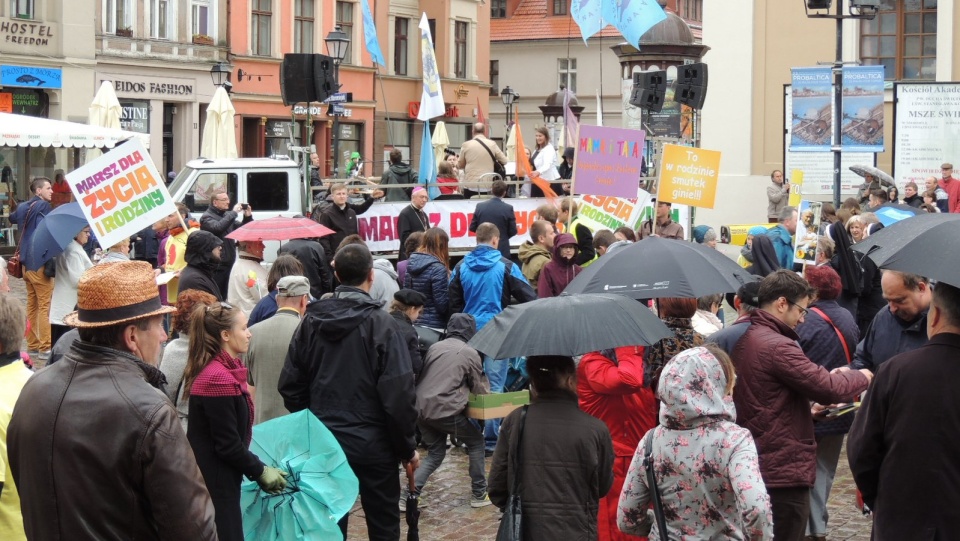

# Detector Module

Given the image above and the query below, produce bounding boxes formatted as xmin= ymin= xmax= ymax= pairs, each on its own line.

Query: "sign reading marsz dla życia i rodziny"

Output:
xmin=66 ymin=139 xmax=177 ymax=249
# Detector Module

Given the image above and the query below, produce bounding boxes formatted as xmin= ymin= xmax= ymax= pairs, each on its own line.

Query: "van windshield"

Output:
xmin=168 ymin=167 xmax=194 ymax=194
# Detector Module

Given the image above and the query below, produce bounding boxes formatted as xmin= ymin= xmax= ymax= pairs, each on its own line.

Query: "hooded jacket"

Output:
xmin=618 ymin=347 xmax=774 ymax=540
xmin=278 ymin=286 xmax=417 ymax=465
xmin=415 ymin=314 xmax=489 ymax=420
xmin=380 ymin=163 xmax=417 ymax=202
xmin=518 ymin=241 xmax=551 ymax=290
xmin=765 ymin=224 xmax=794 ymax=270
xmin=370 ymin=258 xmax=400 ymax=310
xmin=449 ymin=244 xmax=537 ymax=330
xmin=537 ymin=233 xmax=582 ymax=298
xmin=403 ymin=252 xmax=450 ymax=329
xmin=178 ymin=230 xmax=224 ymax=300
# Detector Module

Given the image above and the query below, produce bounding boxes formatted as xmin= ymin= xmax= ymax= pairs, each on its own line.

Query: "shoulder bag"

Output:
xmin=643 ymin=429 xmax=670 ymax=541
xmin=809 ymin=306 xmax=852 ymax=363
xmin=476 ymin=138 xmax=507 ymax=179
xmin=7 ymin=201 xmax=38 ymax=279
xmin=495 ymin=405 xmax=528 ymax=541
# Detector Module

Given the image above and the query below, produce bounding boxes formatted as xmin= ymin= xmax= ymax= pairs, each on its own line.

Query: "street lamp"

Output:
xmin=325 ymin=26 xmax=350 ymax=178
xmin=500 ymin=85 xmax=519 ymax=138
xmin=210 ymin=62 xmax=230 ymax=87
xmin=802 ymin=0 xmax=877 ymax=208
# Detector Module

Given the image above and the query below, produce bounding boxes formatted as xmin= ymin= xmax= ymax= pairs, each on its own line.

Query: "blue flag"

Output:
xmin=601 ymin=0 xmax=666 ymax=47
xmin=571 ymin=0 xmax=603 ymax=43
xmin=418 ymin=121 xmax=440 ymax=200
xmin=360 ymin=0 xmax=385 ymax=66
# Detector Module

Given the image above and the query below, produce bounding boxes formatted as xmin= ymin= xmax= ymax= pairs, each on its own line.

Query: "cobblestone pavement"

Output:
xmin=7 ymin=268 xmax=874 ymax=540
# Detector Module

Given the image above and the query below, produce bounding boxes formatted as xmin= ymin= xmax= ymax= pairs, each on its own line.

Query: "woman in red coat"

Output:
xmin=577 ymin=345 xmax=658 ymax=541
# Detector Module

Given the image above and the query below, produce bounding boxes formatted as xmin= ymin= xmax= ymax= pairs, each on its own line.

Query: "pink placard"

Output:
xmin=572 ymin=124 xmax=646 ymax=199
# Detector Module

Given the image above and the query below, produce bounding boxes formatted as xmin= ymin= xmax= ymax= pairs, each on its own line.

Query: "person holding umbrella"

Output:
xmin=49 ymin=226 xmax=93 ymax=348
xmin=11 ymin=177 xmax=54 ymax=359
xmin=643 ymin=297 xmax=705 ymax=391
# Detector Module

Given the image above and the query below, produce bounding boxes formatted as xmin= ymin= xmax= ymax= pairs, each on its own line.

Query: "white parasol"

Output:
xmin=200 ymin=86 xmax=238 ymax=159
xmin=431 ymin=120 xmax=449 ymax=170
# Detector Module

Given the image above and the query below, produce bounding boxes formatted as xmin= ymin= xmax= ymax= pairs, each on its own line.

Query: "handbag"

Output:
xmin=7 ymin=201 xmax=38 ymax=279
xmin=643 ymin=429 xmax=670 ymax=541
xmin=495 ymin=405 xmax=528 ymax=541
xmin=476 ymin=138 xmax=507 ymax=179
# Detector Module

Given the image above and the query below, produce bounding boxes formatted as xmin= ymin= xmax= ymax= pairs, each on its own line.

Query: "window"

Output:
xmin=455 ymin=21 xmax=468 ymax=79
xmin=336 ymin=2 xmax=353 ymax=65
xmin=681 ymin=0 xmax=702 ymax=22
xmin=150 ymin=0 xmax=171 ymax=39
xmin=252 ymin=0 xmax=272 ymax=56
xmin=860 ymin=0 xmax=937 ymax=81
xmin=247 ymin=172 xmax=290 ymax=211
xmin=553 ymin=0 xmax=567 ymax=16
xmin=11 ymin=0 xmax=33 ymax=19
xmin=192 ymin=1 xmax=209 ymax=36
xmin=489 ymin=60 xmax=499 ymax=96
xmin=184 ymin=173 xmax=238 ymax=214
xmin=491 ymin=0 xmax=506 ymax=18
xmin=394 ymin=17 xmax=408 ymax=75
xmin=104 ymin=0 xmax=132 ymax=33
xmin=559 ymin=58 xmax=577 ymax=93
xmin=294 ymin=0 xmax=314 ymax=53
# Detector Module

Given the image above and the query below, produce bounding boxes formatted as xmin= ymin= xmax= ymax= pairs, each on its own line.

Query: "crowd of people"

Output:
xmin=0 ymin=152 xmax=956 ymax=541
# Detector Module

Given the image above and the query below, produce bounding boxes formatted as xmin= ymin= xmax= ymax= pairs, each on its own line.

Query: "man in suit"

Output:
xmin=469 ymin=180 xmax=516 ymax=259
xmin=848 ymin=280 xmax=960 ymax=539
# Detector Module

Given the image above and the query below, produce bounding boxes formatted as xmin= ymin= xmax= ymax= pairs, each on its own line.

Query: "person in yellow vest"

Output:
xmin=558 ymin=198 xmax=596 ymax=266
xmin=164 ymin=203 xmax=201 ymax=304
xmin=0 ymin=295 xmax=31 ymax=541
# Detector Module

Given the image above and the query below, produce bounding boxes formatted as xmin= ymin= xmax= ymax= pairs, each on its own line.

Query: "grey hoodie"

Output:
xmin=370 ymin=258 xmax=400 ymax=310
xmin=415 ymin=314 xmax=490 ymax=421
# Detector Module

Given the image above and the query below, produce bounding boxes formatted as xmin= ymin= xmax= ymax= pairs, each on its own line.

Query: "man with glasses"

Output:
xmin=200 ymin=189 xmax=253 ymax=299
xmin=727 ymin=269 xmax=871 ymax=541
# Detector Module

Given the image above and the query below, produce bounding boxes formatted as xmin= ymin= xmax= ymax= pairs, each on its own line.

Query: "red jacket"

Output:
xmin=731 ymin=309 xmax=869 ymax=488
xmin=577 ymin=346 xmax=658 ymax=457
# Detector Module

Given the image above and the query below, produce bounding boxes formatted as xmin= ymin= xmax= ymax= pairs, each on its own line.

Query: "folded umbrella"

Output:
xmin=467 ymin=293 xmax=672 ymax=359
xmin=852 ymin=212 xmax=960 ymax=287
xmin=240 ymin=410 xmax=359 ymax=541
xmin=226 ymin=216 xmax=335 ymax=242
xmin=563 ymin=236 xmax=758 ymax=300
xmin=405 ymin=467 xmax=420 ymax=541
xmin=25 ymin=202 xmax=89 ymax=270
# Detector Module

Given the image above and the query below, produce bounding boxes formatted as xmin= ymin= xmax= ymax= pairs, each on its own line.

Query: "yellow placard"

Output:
xmin=657 ymin=144 xmax=721 ymax=209
xmin=788 ymin=169 xmax=804 ymax=207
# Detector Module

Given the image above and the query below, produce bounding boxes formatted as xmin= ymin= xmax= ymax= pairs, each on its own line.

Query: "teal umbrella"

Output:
xmin=241 ymin=410 xmax=359 ymax=540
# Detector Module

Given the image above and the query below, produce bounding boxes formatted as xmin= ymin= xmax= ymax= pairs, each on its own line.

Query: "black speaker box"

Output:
xmin=675 ymin=63 xmax=708 ymax=109
xmin=280 ymin=54 xmax=318 ymax=105
xmin=629 ymin=70 xmax=667 ymax=112
xmin=313 ymin=54 xmax=338 ymax=102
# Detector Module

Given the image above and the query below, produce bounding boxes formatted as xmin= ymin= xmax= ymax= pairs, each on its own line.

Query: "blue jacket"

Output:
xmin=247 ymin=290 xmax=278 ymax=326
xmin=10 ymin=195 xmax=51 ymax=262
xmin=403 ymin=251 xmax=450 ymax=329
xmin=851 ymin=306 xmax=928 ymax=372
xmin=766 ymin=224 xmax=794 ymax=269
xmin=448 ymin=245 xmax=536 ymax=330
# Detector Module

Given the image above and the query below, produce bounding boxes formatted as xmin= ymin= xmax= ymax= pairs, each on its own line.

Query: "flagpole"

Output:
xmin=567 ymin=123 xmax=580 ymax=234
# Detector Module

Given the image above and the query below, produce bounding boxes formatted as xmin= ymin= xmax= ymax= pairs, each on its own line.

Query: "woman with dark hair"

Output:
xmin=159 ymin=289 xmax=219 ymax=433
xmin=246 ymin=254 xmax=305 ymax=326
xmin=396 ymin=231 xmax=424 ymax=286
xmin=644 ymin=297 xmax=705 ymax=391
xmin=403 ymin=228 xmax=450 ymax=330
xmin=184 ymin=302 xmax=287 ymax=541
xmin=530 ymin=126 xmax=560 ymax=198
xmin=489 ymin=355 xmax=614 ymax=540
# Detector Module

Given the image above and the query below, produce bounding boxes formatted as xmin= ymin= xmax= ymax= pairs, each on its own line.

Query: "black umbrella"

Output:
xmin=563 ymin=236 xmax=758 ymax=299
xmin=405 ymin=467 xmax=420 ymax=541
xmin=467 ymin=293 xmax=672 ymax=359
xmin=852 ymin=212 xmax=960 ymax=287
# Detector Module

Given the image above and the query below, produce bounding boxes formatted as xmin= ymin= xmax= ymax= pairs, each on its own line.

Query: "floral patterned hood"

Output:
xmin=656 ymin=346 xmax=736 ymax=430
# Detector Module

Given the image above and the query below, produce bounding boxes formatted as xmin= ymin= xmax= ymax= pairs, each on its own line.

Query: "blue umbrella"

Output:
xmin=872 ymin=203 xmax=921 ymax=227
xmin=25 ymin=202 xmax=89 ymax=270
xmin=240 ymin=410 xmax=359 ymax=541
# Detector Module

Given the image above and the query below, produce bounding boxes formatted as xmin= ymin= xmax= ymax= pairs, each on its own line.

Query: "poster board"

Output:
xmin=892 ymin=82 xmax=960 ymax=189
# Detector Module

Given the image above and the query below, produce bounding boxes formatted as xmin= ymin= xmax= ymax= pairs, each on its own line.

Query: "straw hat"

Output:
xmin=63 ymin=260 xmax=175 ymax=328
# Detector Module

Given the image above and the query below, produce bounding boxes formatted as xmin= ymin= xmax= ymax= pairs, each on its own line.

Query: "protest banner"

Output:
xmin=572 ymin=124 xmax=645 ymax=199
xmin=657 ymin=144 xmax=720 ymax=209
xmin=789 ymin=169 xmax=804 ymax=207
xmin=66 ymin=138 xmax=177 ymax=249
xmin=795 ymin=200 xmax=822 ymax=265
xmin=356 ymin=196 xmax=689 ymax=252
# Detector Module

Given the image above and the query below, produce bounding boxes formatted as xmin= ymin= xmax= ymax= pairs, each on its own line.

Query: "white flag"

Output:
xmin=418 ymin=13 xmax=445 ymax=121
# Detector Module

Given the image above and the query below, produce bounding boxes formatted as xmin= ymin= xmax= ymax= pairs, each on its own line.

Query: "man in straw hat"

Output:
xmin=7 ymin=261 xmax=218 ymax=540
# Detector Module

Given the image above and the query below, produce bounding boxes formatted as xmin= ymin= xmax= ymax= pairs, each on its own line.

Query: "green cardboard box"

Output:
xmin=466 ymin=390 xmax=530 ymax=420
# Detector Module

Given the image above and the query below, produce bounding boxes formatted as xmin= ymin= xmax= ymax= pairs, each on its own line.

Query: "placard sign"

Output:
xmin=657 ymin=144 xmax=721 ymax=208
xmin=66 ymin=138 xmax=177 ymax=249
xmin=572 ymin=124 xmax=646 ymax=199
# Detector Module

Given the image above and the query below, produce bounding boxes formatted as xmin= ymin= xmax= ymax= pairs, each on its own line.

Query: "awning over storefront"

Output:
xmin=0 ymin=112 xmax=150 ymax=149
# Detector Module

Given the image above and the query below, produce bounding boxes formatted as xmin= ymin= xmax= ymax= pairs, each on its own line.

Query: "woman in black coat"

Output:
xmin=178 ymin=230 xmax=224 ymax=300
xmin=182 ymin=301 xmax=287 ymax=540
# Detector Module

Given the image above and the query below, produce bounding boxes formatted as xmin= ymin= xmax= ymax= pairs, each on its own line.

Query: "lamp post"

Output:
xmin=802 ymin=0 xmax=878 ymax=208
xmin=325 ymin=25 xmax=350 ymax=178
xmin=500 ymin=85 xmax=519 ymax=139
xmin=210 ymin=62 xmax=230 ymax=87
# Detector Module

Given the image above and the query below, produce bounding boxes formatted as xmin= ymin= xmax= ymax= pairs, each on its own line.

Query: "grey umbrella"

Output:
xmin=849 ymin=164 xmax=894 ymax=186
xmin=852 ymin=212 xmax=960 ymax=287
xmin=466 ymin=293 xmax=673 ymax=359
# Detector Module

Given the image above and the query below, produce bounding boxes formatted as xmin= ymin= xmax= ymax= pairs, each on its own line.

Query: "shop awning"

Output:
xmin=0 ymin=112 xmax=150 ymax=149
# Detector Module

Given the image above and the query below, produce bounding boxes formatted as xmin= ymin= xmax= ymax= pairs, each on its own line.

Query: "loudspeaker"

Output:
xmin=313 ymin=54 xmax=338 ymax=102
xmin=629 ymin=70 xmax=667 ymax=112
xmin=280 ymin=54 xmax=318 ymax=105
xmin=674 ymin=63 xmax=708 ymax=109
xmin=807 ymin=0 xmax=831 ymax=8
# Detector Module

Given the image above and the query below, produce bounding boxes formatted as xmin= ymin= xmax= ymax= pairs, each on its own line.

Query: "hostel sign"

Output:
xmin=66 ymin=139 xmax=177 ymax=249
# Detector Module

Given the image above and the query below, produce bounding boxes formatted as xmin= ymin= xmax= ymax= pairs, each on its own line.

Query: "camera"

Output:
xmin=241 ymin=203 xmax=249 ymax=210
